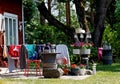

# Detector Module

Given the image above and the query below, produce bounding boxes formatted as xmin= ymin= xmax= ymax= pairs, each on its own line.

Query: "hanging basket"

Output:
xmin=73 ymin=49 xmax=80 ymax=54
xmin=80 ymin=48 xmax=91 ymax=54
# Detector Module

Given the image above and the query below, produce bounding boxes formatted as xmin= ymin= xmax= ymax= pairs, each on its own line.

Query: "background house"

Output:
xmin=0 ymin=0 xmax=24 ymax=67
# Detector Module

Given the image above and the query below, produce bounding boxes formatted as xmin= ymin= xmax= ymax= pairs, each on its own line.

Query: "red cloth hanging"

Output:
xmin=8 ymin=45 xmax=21 ymax=57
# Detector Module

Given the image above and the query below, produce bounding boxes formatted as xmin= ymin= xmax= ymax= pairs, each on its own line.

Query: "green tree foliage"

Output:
xmin=23 ymin=0 xmax=36 ymax=22
xmin=111 ymin=0 xmax=120 ymax=60
xmin=55 ymin=3 xmax=66 ymax=23
xmin=23 ymin=0 xmax=76 ymax=44
xmin=114 ymin=0 xmax=120 ymax=31
xmin=23 ymin=0 xmax=120 ymax=62
xmin=102 ymin=0 xmax=120 ymax=61
xmin=115 ymin=0 xmax=120 ymax=21
xmin=25 ymin=20 xmax=69 ymax=44
xmin=70 ymin=3 xmax=79 ymax=28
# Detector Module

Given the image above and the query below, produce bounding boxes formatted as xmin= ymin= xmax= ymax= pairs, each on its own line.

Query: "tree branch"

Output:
xmin=37 ymin=2 xmax=75 ymax=40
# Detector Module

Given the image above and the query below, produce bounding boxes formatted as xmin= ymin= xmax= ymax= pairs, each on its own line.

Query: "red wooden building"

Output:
xmin=0 ymin=0 xmax=24 ymax=67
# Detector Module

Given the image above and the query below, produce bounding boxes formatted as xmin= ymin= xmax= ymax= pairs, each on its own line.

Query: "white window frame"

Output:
xmin=4 ymin=12 xmax=18 ymax=45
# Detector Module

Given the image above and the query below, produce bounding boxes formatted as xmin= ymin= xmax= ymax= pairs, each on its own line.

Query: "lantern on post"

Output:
xmin=75 ymin=28 xmax=85 ymax=42
xmin=86 ymin=32 xmax=91 ymax=43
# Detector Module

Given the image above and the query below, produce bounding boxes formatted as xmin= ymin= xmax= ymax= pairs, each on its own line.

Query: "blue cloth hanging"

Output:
xmin=25 ymin=44 xmax=38 ymax=60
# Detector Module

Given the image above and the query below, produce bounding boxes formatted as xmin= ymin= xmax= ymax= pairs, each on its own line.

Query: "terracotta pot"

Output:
xmin=63 ymin=68 xmax=69 ymax=75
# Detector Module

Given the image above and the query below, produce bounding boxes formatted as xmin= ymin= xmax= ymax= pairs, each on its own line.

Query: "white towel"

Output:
xmin=56 ymin=44 xmax=70 ymax=66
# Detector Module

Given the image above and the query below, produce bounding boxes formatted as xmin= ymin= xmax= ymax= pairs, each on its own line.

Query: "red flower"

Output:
xmin=71 ymin=42 xmax=93 ymax=49
xmin=71 ymin=64 xmax=78 ymax=68
xmin=79 ymin=64 xmax=86 ymax=69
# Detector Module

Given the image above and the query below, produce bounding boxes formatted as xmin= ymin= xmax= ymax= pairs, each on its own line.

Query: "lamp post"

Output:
xmin=86 ymin=32 xmax=91 ymax=43
xmin=79 ymin=33 xmax=84 ymax=42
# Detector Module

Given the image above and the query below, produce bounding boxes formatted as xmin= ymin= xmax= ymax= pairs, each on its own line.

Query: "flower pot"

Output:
xmin=71 ymin=68 xmax=80 ymax=76
xmin=80 ymin=48 xmax=91 ymax=54
xmin=80 ymin=69 xmax=86 ymax=75
xmin=63 ymin=68 xmax=69 ymax=75
xmin=73 ymin=49 xmax=80 ymax=54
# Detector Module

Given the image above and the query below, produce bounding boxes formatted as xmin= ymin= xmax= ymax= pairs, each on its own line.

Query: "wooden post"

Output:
xmin=48 ymin=0 xmax=51 ymax=13
xmin=65 ymin=1 xmax=70 ymax=27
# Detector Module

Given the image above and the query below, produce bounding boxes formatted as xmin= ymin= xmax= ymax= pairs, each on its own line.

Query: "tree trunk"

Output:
xmin=66 ymin=2 xmax=71 ymax=27
xmin=48 ymin=0 xmax=51 ymax=13
xmin=90 ymin=0 xmax=94 ymax=26
xmin=73 ymin=0 xmax=89 ymax=32
xmin=37 ymin=2 xmax=75 ymax=40
xmin=40 ymin=14 xmax=45 ymax=25
xmin=37 ymin=0 xmax=113 ymax=46
xmin=93 ymin=0 xmax=113 ymax=47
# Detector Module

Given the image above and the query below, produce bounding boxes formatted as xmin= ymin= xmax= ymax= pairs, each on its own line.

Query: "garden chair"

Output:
xmin=24 ymin=44 xmax=42 ymax=76
xmin=8 ymin=45 xmax=21 ymax=73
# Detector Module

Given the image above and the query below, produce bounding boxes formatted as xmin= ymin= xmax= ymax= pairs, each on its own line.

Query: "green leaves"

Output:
xmin=115 ymin=0 xmax=120 ymax=21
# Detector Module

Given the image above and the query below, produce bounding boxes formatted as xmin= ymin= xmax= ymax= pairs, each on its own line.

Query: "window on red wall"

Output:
xmin=4 ymin=12 xmax=18 ymax=45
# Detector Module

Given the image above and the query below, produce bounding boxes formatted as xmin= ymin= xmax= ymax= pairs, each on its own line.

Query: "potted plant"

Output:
xmin=71 ymin=42 xmax=93 ymax=54
xmin=70 ymin=42 xmax=84 ymax=54
xmin=79 ymin=64 xmax=86 ymax=75
xmin=70 ymin=64 xmax=80 ymax=76
xmin=80 ymin=43 xmax=93 ymax=54
xmin=57 ymin=64 xmax=70 ymax=75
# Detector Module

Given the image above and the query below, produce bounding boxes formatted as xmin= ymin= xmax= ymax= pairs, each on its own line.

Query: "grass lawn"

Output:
xmin=0 ymin=63 xmax=120 ymax=84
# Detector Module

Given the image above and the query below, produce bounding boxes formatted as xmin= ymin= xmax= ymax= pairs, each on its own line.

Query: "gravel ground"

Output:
xmin=0 ymin=67 xmax=91 ymax=80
